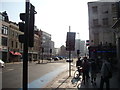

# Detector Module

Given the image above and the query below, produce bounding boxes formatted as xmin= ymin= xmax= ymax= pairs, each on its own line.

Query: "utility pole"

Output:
xmin=66 ymin=26 xmax=76 ymax=77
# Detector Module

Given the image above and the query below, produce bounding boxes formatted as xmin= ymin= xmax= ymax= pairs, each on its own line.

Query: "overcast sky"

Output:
xmin=0 ymin=0 xmax=99 ymax=48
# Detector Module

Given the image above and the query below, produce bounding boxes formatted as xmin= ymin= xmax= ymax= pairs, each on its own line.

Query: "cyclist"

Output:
xmin=76 ymin=57 xmax=82 ymax=76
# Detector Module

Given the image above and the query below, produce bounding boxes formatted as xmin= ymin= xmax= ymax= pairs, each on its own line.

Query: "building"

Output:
xmin=59 ymin=45 xmax=68 ymax=57
xmin=8 ymin=22 xmax=23 ymax=62
xmin=88 ymin=2 xmax=117 ymax=59
xmin=40 ymin=30 xmax=52 ymax=59
xmin=0 ymin=12 xmax=9 ymax=62
xmin=80 ymin=40 xmax=86 ymax=56
xmin=111 ymin=0 xmax=120 ymax=83
xmin=72 ymin=39 xmax=86 ymax=57
xmin=50 ymin=41 xmax=55 ymax=57
xmin=0 ymin=11 xmax=43 ymax=62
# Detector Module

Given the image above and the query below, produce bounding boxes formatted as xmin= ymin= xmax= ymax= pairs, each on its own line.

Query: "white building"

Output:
xmin=88 ymin=2 xmax=116 ymax=46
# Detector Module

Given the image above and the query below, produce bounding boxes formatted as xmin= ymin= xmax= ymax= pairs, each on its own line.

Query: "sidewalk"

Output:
xmin=44 ymin=65 xmax=120 ymax=89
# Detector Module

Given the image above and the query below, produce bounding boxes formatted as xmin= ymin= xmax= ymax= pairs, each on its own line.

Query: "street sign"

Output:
xmin=66 ymin=32 xmax=76 ymax=51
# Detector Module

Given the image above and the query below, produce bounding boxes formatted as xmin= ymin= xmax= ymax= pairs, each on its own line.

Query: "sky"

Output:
xmin=0 ymin=0 xmax=98 ymax=48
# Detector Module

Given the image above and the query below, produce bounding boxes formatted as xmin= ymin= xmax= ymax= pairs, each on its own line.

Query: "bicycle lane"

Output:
xmin=28 ymin=64 xmax=68 ymax=88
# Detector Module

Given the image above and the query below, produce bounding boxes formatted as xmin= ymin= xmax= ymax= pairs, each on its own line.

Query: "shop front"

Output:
xmin=9 ymin=51 xmax=22 ymax=62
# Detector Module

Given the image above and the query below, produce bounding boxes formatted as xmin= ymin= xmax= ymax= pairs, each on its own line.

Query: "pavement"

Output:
xmin=44 ymin=63 xmax=120 ymax=89
xmin=5 ymin=59 xmax=120 ymax=89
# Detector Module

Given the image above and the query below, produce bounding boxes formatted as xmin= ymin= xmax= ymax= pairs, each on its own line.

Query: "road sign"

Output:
xmin=66 ymin=32 xmax=76 ymax=51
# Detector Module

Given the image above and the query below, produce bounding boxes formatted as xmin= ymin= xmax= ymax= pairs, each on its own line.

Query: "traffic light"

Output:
xmin=77 ymin=50 xmax=80 ymax=55
xmin=29 ymin=4 xmax=35 ymax=47
xmin=116 ymin=1 xmax=120 ymax=19
xmin=18 ymin=3 xmax=36 ymax=47
xmin=50 ymin=49 xmax=52 ymax=53
xmin=86 ymin=40 xmax=89 ymax=46
xmin=42 ymin=48 xmax=44 ymax=53
xmin=18 ymin=13 xmax=26 ymax=43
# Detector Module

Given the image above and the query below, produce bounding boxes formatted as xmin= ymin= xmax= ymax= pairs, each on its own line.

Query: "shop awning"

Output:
xmin=9 ymin=51 xmax=14 ymax=55
xmin=14 ymin=52 xmax=22 ymax=56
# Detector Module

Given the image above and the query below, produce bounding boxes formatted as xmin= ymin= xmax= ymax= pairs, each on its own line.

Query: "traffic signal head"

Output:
xmin=20 ymin=13 xmax=26 ymax=21
xmin=116 ymin=2 xmax=120 ymax=19
xmin=77 ymin=50 xmax=80 ymax=55
xmin=42 ymin=48 xmax=44 ymax=53
xmin=18 ymin=13 xmax=26 ymax=43
xmin=18 ymin=35 xmax=24 ymax=43
xmin=50 ymin=49 xmax=52 ymax=53
xmin=18 ymin=22 xmax=25 ymax=32
xmin=28 ymin=4 xmax=35 ymax=47
xmin=18 ymin=3 xmax=36 ymax=46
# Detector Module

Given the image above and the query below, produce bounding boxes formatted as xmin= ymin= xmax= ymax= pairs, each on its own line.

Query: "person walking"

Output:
xmin=82 ymin=57 xmax=90 ymax=85
xmin=90 ymin=59 xmax=97 ymax=85
xmin=76 ymin=57 xmax=82 ymax=76
xmin=100 ymin=57 xmax=112 ymax=90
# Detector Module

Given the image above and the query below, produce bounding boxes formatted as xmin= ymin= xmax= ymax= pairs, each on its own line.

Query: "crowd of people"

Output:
xmin=76 ymin=56 xmax=112 ymax=90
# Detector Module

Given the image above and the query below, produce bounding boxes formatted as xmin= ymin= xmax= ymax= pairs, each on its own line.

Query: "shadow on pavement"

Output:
xmin=56 ymin=76 xmax=70 ymax=89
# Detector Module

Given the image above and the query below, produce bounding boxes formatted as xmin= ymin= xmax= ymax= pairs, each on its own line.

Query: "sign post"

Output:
xmin=66 ymin=26 xmax=76 ymax=77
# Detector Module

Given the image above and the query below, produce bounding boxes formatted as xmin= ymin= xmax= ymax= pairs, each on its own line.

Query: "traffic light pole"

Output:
xmin=23 ymin=1 xmax=29 ymax=90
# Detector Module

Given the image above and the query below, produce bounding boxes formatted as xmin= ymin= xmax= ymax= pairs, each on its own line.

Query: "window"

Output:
xmin=0 ymin=14 xmax=2 ymax=20
xmin=0 ymin=14 xmax=5 ymax=21
xmin=2 ymin=25 xmax=8 ymax=35
xmin=11 ymin=31 xmax=14 ymax=36
xmin=11 ymin=41 xmax=14 ymax=47
xmin=92 ymin=6 xmax=98 ymax=13
xmin=102 ymin=18 xmax=108 ymax=26
xmin=102 ymin=5 xmax=108 ymax=14
xmin=2 ymin=37 xmax=7 ymax=46
xmin=16 ymin=33 xmax=18 ymax=38
xmin=111 ymin=3 xmax=117 ymax=13
xmin=16 ymin=42 xmax=18 ymax=48
xmin=93 ymin=19 xmax=98 ymax=26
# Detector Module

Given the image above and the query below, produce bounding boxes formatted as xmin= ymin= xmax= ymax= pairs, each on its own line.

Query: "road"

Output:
xmin=2 ymin=60 xmax=71 ymax=89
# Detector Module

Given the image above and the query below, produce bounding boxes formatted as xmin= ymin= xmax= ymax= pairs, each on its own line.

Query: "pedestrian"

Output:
xmin=100 ymin=57 xmax=112 ymax=90
xmin=90 ymin=59 xmax=97 ymax=85
xmin=82 ymin=57 xmax=90 ymax=85
xmin=76 ymin=57 xmax=82 ymax=76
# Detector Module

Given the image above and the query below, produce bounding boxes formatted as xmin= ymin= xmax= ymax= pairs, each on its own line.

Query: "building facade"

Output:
xmin=0 ymin=12 xmax=9 ymax=62
xmin=88 ymin=2 xmax=117 ymax=59
xmin=8 ymin=22 xmax=23 ymax=62
xmin=0 ymin=11 xmax=42 ymax=62
xmin=40 ymin=30 xmax=53 ymax=59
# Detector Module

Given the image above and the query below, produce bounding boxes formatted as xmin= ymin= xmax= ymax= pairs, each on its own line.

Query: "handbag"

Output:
xmin=105 ymin=64 xmax=112 ymax=79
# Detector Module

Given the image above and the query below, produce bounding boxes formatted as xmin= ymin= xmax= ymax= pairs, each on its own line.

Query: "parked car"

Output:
xmin=53 ymin=57 xmax=59 ymax=61
xmin=58 ymin=57 xmax=63 ymax=60
xmin=66 ymin=59 xmax=73 ymax=62
xmin=0 ymin=59 xmax=5 ymax=68
xmin=47 ymin=58 xmax=52 ymax=60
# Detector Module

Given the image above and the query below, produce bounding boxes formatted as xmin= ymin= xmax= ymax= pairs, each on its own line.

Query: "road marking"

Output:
xmin=28 ymin=64 xmax=67 ymax=88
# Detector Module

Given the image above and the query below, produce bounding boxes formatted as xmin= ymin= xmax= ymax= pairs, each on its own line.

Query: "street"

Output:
xmin=2 ymin=60 xmax=69 ymax=89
